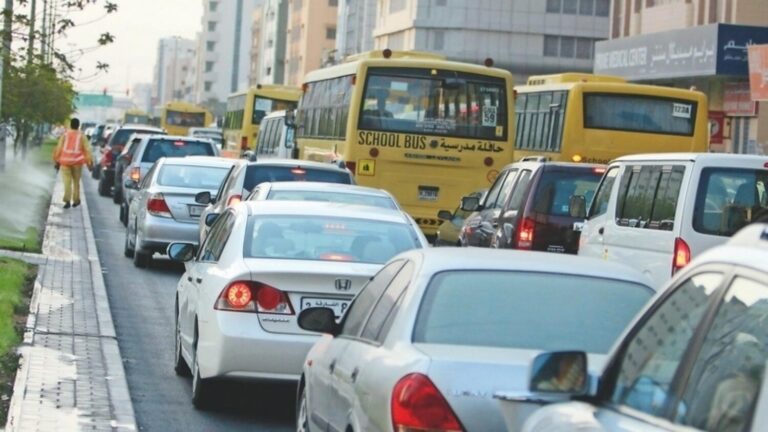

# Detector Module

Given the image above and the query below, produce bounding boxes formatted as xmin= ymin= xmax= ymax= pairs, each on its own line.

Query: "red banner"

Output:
xmin=724 ymin=82 xmax=757 ymax=116
xmin=708 ymin=111 xmax=724 ymax=145
xmin=748 ymin=44 xmax=768 ymax=102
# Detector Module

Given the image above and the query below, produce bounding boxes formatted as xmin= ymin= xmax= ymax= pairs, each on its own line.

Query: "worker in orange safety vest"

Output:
xmin=53 ymin=118 xmax=93 ymax=208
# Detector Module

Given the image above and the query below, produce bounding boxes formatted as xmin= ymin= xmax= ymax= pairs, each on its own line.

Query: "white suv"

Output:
xmin=579 ymin=153 xmax=767 ymax=289
xmin=516 ymin=223 xmax=768 ymax=432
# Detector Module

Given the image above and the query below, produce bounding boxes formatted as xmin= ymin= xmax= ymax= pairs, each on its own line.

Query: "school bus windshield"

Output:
xmin=359 ymin=68 xmax=508 ymax=141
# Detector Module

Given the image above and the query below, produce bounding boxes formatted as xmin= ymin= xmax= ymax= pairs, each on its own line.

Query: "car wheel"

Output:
xmin=191 ymin=332 xmax=213 ymax=410
xmin=174 ymin=303 xmax=191 ymax=377
xmin=97 ymin=176 xmax=111 ymax=196
xmin=297 ymin=383 xmax=311 ymax=432
xmin=123 ymin=224 xmax=134 ymax=258
xmin=133 ymin=228 xmax=151 ymax=268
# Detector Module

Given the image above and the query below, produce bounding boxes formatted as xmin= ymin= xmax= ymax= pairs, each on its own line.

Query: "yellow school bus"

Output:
xmin=514 ymin=73 xmax=709 ymax=164
xmin=223 ymin=84 xmax=302 ymax=157
xmin=296 ymin=50 xmax=515 ymax=236
xmin=161 ymin=102 xmax=214 ymax=136
xmin=123 ymin=109 xmax=150 ymax=125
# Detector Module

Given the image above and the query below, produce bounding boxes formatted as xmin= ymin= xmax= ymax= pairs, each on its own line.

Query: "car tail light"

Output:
xmin=102 ymin=149 xmax=113 ymax=167
xmin=391 ymin=373 xmax=463 ymax=432
xmin=673 ymin=237 xmax=691 ymax=275
xmin=214 ymin=281 xmax=294 ymax=314
xmin=241 ymin=136 xmax=248 ymax=150
xmin=291 ymin=167 xmax=307 ymax=175
xmin=516 ymin=217 xmax=536 ymax=249
xmin=147 ymin=193 xmax=172 ymax=218
xmin=227 ymin=194 xmax=242 ymax=207
xmin=129 ymin=166 xmax=140 ymax=182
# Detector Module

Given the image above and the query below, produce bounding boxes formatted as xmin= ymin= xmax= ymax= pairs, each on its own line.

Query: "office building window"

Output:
xmin=563 ymin=0 xmax=578 ymax=13
xmin=546 ymin=0 xmax=561 ymax=12
xmin=388 ymin=32 xmax=405 ymax=50
xmin=206 ymin=41 xmax=215 ymax=51
xmin=579 ymin=0 xmax=595 ymax=15
xmin=207 ymin=21 xmax=217 ymax=31
xmin=544 ymin=35 xmax=559 ymax=57
xmin=266 ymin=67 xmax=272 ymax=76
xmin=326 ymin=27 xmax=337 ymax=40
xmin=576 ymin=38 xmax=593 ymax=59
xmin=209 ymin=1 xmax=218 ymax=12
xmin=433 ymin=30 xmax=445 ymax=50
xmin=595 ymin=0 xmax=610 ymax=16
xmin=390 ymin=0 xmax=406 ymax=13
xmin=205 ymin=61 xmax=214 ymax=72
xmin=560 ymin=37 xmax=575 ymax=57
xmin=204 ymin=81 xmax=213 ymax=92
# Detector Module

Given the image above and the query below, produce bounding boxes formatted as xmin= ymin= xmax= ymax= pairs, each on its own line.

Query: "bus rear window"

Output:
xmin=166 ymin=111 xmax=206 ymax=127
xmin=584 ymin=94 xmax=696 ymax=136
xmin=252 ymin=97 xmax=297 ymax=124
xmin=141 ymin=140 xmax=216 ymax=163
xmin=359 ymin=68 xmax=508 ymax=141
xmin=693 ymin=168 xmax=768 ymax=237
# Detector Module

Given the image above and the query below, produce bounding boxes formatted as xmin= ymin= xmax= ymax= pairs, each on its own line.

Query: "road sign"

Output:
xmin=74 ymin=93 xmax=113 ymax=108
xmin=357 ymin=159 xmax=375 ymax=176
xmin=748 ymin=44 xmax=768 ymax=101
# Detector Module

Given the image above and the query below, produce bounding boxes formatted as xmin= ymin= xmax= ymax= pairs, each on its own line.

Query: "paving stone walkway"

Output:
xmin=5 ymin=181 xmax=136 ymax=431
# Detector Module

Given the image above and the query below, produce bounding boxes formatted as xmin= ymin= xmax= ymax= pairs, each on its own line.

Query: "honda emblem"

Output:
xmin=335 ymin=278 xmax=352 ymax=291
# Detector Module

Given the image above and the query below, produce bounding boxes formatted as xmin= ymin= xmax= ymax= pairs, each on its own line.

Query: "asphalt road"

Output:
xmin=84 ymin=177 xmax=295 ymax=432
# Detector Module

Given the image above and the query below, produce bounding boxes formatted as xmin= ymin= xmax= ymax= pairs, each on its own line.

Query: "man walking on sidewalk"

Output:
xmin=53 ymin=118 xmax=94 ymax=208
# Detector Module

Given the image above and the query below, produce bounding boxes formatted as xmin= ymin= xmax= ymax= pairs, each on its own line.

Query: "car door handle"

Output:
xmin=329 ymin=360 xmax=336 ymax=374
xmin=598 ymin=227 xmax=604 ymax=235
xmin=350 ymin=367 xmax=359 ymax=383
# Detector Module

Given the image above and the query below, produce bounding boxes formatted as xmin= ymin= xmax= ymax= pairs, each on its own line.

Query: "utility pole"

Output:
xmin=0 ymin=0 xmax=12 ymax=171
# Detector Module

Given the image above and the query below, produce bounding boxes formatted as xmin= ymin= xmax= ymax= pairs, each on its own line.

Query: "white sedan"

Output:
xmin=168 ymin=200 xmax=428 ymax=409
xmin=296 ymin=248 xmax=654 ymax=432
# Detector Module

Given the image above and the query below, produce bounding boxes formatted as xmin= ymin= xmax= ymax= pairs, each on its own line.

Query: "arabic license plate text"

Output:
xmin=418 ymin=186 xmax=439 ymax=201
xmin=301 ymin=297 xmax=351 ymax=318
xmin=188 ymin=205 xmax=204 ymax=217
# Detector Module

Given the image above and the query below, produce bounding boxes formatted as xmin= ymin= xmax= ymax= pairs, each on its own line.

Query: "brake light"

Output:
xmin=227 ymin=194 xmax=242 ymax=207
xmin=241 ymin=136 xmax=248 ymax=150
xmin=214 ymin=281 xmax=294 ymax=314
xmin=673 ymin=237 xmax=691 ymax=275
xmin=129 ymin=166 xmax=140 ymax=182
xmin=391 ymin=373 xmax=463 ymax=432
xmin=319 ymin=253 xmax=354 ymax=261
xmin=147 ymin=193 xmax=172 ymax=218
xmin=516 ymin=217 xmax=536 ymax=249
xmin=291 ymin=167 xmax=307 ymax=175
xmin=102 ymin=149 xmax=113 ymax=166
xmin=593 ymin=167 xmax=606 ymax=174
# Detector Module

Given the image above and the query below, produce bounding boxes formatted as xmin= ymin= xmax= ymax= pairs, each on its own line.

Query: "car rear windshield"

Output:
xmin=693 ymin=167 xmax=768 ymax=236
xmin=244 ymin=166 xmax=352 ymax=191
xmin=244 ymin=216 xmax=419 ymax=264
xmin=266 ymin=190 xmax=398 ymax=209
xmin=413 ymin=271 xmax=652 ymax=353
xmin=532 ymin=169 xmax=603 ymax=216
xmin=110 ymin=129 xmax=159 ymax=149
xmin=141 ymin=139 xmax=216 ymax=163
xmin=156 ymin=165 xmax=229 ymax=189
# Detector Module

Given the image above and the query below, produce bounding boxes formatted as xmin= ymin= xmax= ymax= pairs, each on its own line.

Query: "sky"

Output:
xmin=60 ymin=0 xmax=202 ymax=94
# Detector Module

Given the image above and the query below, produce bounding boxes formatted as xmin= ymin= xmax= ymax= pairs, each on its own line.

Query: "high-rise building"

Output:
xmin=131 ymin=83 xmax=153 ymax=114
xmin=595 ymin=0 xmax=768 ymax=154
xmin=152 ymin=36 xmax=197 ymax=108
xmin=251 ymin=0 xmax=289 ymax=85
xmin=284 ymin=0 xmax=338 ymax=86
xmin=373 ymin=0 xmax=610 ymax=80
xmin=250 ymin=6 xmax=264 ymax=86
xmin=336 ymin=0 xmax=377 ymax=60
xmin=196 ymin=0 xmax=264 ymax=110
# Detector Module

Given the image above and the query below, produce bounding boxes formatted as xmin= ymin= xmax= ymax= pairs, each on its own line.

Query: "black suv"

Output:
xmin=459 ymin=158 xmax=604 ymax=254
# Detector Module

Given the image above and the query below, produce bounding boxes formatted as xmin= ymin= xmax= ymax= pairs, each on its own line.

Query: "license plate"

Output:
xmin=188 ymin=205 xmax=204 ymax=217
xmin=301 ymin=297 xmax=351 ymax=319
xmin=418 ymin=186 xmax=439 ymax=201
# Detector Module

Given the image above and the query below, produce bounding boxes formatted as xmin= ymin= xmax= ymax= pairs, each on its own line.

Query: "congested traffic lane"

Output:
xmin=83 ymin=177 xmax=294 ymax=431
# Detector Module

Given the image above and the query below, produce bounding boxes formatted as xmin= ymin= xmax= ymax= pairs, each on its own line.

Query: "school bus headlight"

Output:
xmin=572 ymin=154 xmax=583 ymax=163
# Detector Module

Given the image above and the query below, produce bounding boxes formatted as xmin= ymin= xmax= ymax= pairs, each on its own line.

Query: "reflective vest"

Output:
xmin=59 ymin=131 xmax=86 ymax=166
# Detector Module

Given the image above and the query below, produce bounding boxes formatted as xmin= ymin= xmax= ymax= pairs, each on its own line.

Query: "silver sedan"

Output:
xmin=124 ymin=156 xmax=232 ymax=268
xmin=296 ymin=248 xmax=654 ymax=432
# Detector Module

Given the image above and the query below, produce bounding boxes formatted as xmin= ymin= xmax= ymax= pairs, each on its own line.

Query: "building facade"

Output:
xmin=284 ymin=0 xmax=338 ymax=86
xmin=131 ymin=83 xmax=153 ymax=114
xmin=152 ymin=36 xmax=197 ymax=109
xmin=596 ymin=0 xmax=768 ymax=154
xmin=250 ymin=6 xmax=264 ymax=86
xmin=251 ymin=0 xmax=289 ymax=85
xmin=195 ymin=0 xmax=263 ymax=110
xmin=373 ymin=0 xmax=610 ymax=81
xmin=336 ymin=0 xmax=377 ymax=60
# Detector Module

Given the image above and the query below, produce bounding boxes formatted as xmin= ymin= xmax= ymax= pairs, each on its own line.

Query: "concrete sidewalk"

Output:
xmin=4 ymin=181 xmax=136 ymax=431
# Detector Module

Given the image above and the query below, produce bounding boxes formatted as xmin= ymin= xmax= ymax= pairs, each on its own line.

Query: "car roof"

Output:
xmin=691 ymin=223 xmax=768 ymax=274
xmin=240 ymin=200 xmax=409 ymax=223
xmin=159 ymin=156 xmax=237 ymax=168
xmin=117 ymin=125 xmax=163 ymax=132
xmin=398 ymin=248 xmax=654 ymax=287
xmin=499 ymin=160 xmax=605 ymax=172
xmin=612 ymin=152 xmax=768 ymax=164
xmin=264 ymin=181 xmax=391 ymax=196
xmin=247 ymin=158 xmax=350 ymax=172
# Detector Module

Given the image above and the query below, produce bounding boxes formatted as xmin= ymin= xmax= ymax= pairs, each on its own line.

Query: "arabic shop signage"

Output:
xmin=724 ymin=82 xmax=758 ymax=116
xmin=594 ymin=24 xmax=768 ymax=80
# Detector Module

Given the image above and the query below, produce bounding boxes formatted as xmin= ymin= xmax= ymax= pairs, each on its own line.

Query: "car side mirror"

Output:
xmin=204 ymin=213 xmax=219 ymax=227
xmin=461 ymin=196 xmax=481 ymax=212
xmin=569 ymin=195 xmax=587 ymax=219
xmin=437 ymin=210 xmax=453 ymax=221
xmin=124 ymin=179 xmax=139 ymax=190
xmin=167 ymin=242 xmax=197 ymax=262
xmin=297 ymin=307 xmax=340 ymax=336
xmin=195 ymin=191 xmax=211 ymax=205
xmin=529 ymin=351 xmax=588 ymax=395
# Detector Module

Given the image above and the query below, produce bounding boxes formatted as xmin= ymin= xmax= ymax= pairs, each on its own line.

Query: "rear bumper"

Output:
xmin=197 ymin=311 xmax=317 ymax=381
xmin=139 ymin=215 xmax=201 ymax=252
